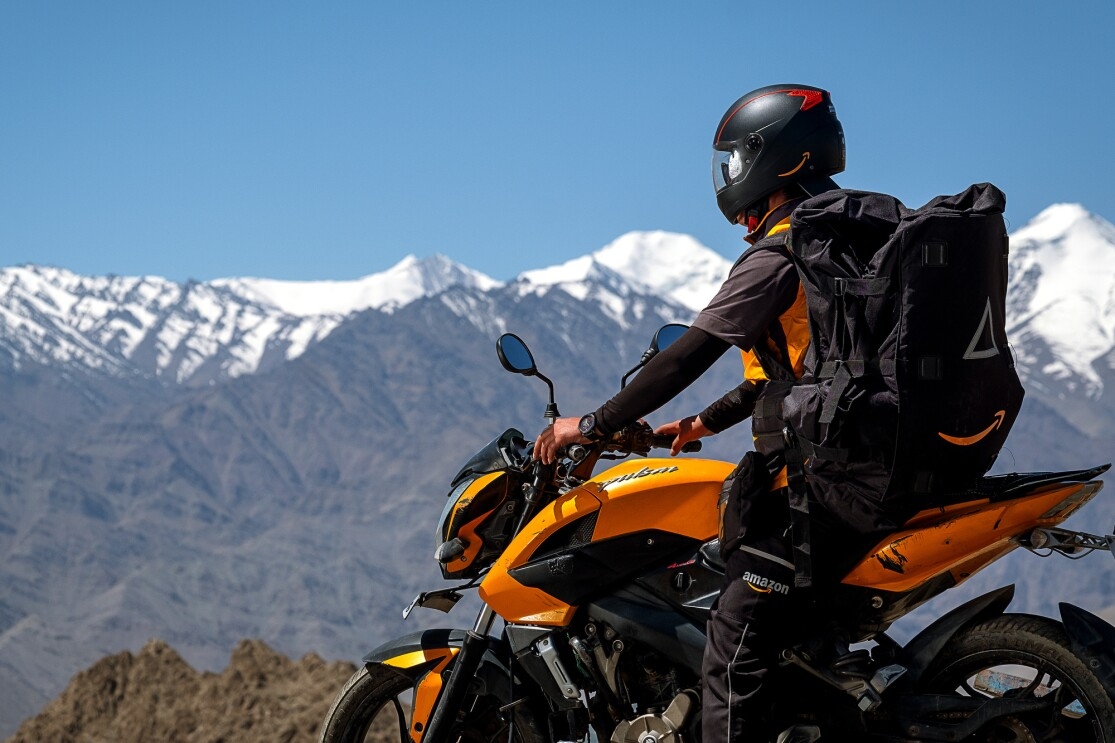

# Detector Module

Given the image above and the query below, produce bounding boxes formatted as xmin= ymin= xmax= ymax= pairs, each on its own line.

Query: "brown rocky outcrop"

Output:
xmin=6 ymin=639 xmax=369 ymax=743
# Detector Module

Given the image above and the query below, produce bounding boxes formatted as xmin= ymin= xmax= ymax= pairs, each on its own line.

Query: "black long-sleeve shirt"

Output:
xmin=590 ymin=202 xmax=802 ymax=435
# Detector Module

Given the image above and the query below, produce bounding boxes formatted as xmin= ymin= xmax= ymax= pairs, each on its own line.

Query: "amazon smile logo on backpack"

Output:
xmin=939 ymin=411 xmax=1007 ymax=447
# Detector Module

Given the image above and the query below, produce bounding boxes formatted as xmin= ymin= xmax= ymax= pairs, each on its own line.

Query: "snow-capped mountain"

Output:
xmin=0 ymin=266 xmax=336 ymax=383
xmin=1006 ymin=204 xmax=1115 ymax=436
xmin=213 ymin=253 xmax=501 ymax=317
xmin=6 ymin=207 xmax=1115 ymax=397
xmin=518 ymin=231 xmax=732 ymax=316
xmin=0 ymin=254 xmax=500 ymax=385
xmin=0 ymin=234 xmax=722 ymax=384
xmin=8 ymin=205 xmax=1115 ymax=395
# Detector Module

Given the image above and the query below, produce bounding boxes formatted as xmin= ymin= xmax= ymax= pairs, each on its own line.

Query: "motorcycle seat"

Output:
xmin=981 ymin=464 xmax=1108 ymax=498
xmin=925 ymin=464 xmax=1111 ymax=508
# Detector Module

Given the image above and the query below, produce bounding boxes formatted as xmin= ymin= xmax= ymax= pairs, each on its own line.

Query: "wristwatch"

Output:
xmin=578 ymin=413 xmax=603 ymax=441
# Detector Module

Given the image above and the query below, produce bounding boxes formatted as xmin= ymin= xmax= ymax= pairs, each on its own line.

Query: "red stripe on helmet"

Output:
xmin=788 ymin=89 xmax=824 ymax=110
xmin=715 ymin=88 xmax=827 ymax=143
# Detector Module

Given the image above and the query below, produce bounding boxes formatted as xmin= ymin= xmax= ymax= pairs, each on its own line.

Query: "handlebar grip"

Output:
xmin=649 ymin=434 xmax=702 ymax=453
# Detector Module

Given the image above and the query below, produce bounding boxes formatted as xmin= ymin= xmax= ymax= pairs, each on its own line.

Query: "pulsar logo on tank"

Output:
xmin=598 ymin=465 xmax=680 ymax=490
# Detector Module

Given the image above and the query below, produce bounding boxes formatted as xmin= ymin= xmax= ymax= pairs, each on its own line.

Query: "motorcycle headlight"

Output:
xmin=435 ymin=471 xmax=512 ymax=578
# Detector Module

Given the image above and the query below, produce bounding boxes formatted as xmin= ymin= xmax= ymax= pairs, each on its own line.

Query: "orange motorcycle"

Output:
xmin=320 ymin=326 xmax=1115 ymax=743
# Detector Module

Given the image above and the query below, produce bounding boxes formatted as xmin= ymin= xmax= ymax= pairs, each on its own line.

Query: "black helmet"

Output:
xmin=712 ymin=84 xmax=845 ymax=223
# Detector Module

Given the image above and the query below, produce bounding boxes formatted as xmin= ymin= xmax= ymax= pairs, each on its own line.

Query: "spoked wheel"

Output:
xmin=318 ymin=664 xmax=545 ymax=743
xmin=922 ymin=614 xmax=1115 ymax=742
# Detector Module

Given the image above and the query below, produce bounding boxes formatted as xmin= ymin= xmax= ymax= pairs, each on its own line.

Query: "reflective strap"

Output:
xmin=737 ymin=544 xmax=795 ymax=571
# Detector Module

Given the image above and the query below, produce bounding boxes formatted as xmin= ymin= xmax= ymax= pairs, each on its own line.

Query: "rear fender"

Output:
xmin=1060 ymin=602 xmax=1115 ymax=699
xmin=364 ymin=628 xmax=523 ymax=743
xmin=897 ymin=585 xmax=1015 ymax=686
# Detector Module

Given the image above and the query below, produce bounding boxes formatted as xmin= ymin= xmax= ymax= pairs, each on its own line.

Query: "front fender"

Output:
xmin=365 ymin=629 xmax=466 ymax=680
xmin=897 ymin=585 xmax=1016 ymax=686
xmin=363 ymin=628 xmax=527 ymax=743
xmin=1060 ymin=602 xmax=1115 ymax=699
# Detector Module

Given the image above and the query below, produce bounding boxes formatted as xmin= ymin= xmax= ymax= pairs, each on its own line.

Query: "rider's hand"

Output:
xmin=654 ymin=414 xmax=712 ymax=456
xmin=535 ymin=417 xmax=589 ymax=465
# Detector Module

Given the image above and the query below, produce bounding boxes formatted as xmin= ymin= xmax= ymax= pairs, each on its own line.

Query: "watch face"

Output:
xmin=579 ymin=414 xmax=595 ymax=436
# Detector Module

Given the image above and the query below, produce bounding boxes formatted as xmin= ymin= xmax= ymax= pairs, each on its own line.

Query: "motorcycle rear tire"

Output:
xmin=318 ymin=664 xmax=545 ymax=743
xmin=923 ymin=613 xmax=1115 ymax=742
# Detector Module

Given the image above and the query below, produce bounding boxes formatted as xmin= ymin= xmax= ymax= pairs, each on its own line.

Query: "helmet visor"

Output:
xmin=711 ymin=146 xmax=750 ymax=194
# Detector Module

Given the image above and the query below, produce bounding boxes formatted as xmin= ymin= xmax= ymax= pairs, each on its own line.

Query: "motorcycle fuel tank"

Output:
xmin=478 ymin=457 xmax=733 ymax=625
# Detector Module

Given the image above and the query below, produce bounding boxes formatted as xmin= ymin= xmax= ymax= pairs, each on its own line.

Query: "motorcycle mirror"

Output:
xmin=652 ymin=323 xmax=688 ymax=354
xmin=496 ymin=333 xmax=560 ymax=423
xmin=621 ymin=323 xmax=690 ymax=388
xmin=496 ymin=334 xmax=538 ymax=376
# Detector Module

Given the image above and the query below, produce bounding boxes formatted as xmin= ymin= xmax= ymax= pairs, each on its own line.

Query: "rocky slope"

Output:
xmin=4 ymin=639 xmax=361 ymax=743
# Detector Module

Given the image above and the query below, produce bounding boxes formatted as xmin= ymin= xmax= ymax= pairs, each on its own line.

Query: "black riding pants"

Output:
xmin=702 ymin=487 xmax=874 ymax=743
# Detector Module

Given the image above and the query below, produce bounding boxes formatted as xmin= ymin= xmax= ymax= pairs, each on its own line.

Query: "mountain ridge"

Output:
xmin=0 ymin=231 xmax=723 ymax=384
xmin=5 ymin=205 xmax=1113 ymax=389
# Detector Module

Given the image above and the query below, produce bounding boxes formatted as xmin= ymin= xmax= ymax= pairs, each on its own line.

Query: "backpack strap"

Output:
xmin=818 ymin=359 xmax=896 ymax=378
xmin=796 ymin=438 xmax=854 ymax=463
xmin=796 ymin=437 xmax=884 ymax=464
xmin=782 ymin=431 xmax=813 ymax=589
xmin=752 ymin=381 xmax=794 ymax=458
xmin=832 ymin=277 xmax=889 ymax=297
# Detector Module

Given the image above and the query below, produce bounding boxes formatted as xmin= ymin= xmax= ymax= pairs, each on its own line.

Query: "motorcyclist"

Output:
xmin=535 ymin=84 xmax=879 ymax=742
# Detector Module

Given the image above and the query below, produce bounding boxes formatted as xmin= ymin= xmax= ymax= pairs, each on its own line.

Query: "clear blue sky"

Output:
xmin=2 ymin=2 xmax=1112 ymax=283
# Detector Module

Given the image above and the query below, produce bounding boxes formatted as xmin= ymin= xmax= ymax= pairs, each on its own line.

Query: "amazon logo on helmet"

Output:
xmin=712 ymin=84 xmax=846 ymax=223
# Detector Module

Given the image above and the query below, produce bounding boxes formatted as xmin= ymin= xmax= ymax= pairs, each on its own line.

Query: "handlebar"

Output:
xmin=601 ymin=422 xmax=701 ymax=457
xmin=650 ymin=433 xmax=703 ymax=453
xmin=534 ymin=423 xmax=702 ymax=470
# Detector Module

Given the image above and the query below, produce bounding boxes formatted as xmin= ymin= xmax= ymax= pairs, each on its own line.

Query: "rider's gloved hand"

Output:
xmin=654 ymin=414 xmax=711 ymax=456
xmin=535 ymin=417 xmax=588 ymax=465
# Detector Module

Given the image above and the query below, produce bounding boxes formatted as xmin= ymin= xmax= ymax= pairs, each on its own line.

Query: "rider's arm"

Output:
xmin=589 ymin=244 xmax=800 ymax=438
xmin=592 ymin=326 xmax=731 ymax=436
xmin=698 ymin=379 xmax=766 ymax=433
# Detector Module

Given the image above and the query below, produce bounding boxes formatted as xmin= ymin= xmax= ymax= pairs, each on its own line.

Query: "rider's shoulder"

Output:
xmin=730 ymin=233 xmax=793 ymax=273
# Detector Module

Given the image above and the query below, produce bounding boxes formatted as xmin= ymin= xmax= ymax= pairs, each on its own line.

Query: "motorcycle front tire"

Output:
xmin=923 ymin=613 xmax=1115 ymax=742
xmin=319 ymin=664 xmax=546 ymax=743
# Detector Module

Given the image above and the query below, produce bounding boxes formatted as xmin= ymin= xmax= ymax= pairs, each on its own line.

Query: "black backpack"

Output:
xmin=779 ymin=183 xmax=1025 ymax=533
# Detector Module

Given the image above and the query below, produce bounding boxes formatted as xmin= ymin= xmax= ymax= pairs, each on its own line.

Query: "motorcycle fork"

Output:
xmin=421 ymin=606 xmax=497 ymax=743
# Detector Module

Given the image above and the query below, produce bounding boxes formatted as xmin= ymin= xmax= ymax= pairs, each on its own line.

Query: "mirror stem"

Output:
xmin=536 ymin=371 xmax=560 ymax=424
